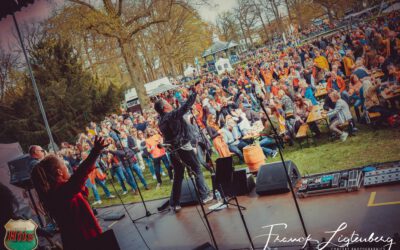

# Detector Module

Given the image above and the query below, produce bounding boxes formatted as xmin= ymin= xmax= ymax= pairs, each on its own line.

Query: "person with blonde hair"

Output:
xmin=31 ymin=137 xmax=108 ymax=250
xmin=327 ymin=91 xmax=352 ymax=141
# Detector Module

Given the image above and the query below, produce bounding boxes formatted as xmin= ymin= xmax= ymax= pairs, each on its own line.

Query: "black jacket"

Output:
xmin=158 ymin=92 xmax=197 ymax=149
xmin=109 ymin=148 xmax=137 ymax=166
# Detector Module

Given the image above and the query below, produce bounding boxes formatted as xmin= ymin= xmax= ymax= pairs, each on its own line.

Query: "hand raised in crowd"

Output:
xmin=92 ymin=136 xmax=109 ymax=153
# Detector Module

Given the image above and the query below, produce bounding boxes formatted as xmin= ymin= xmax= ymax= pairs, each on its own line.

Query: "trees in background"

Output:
xmin=216 ymin=11 xmax=241 ymax=43
xmin=0 ymin=0 xmax=379 ymax=148
xmin=0 ymin=48 xmax=19 ymax=102
xmin=0 ymin=38 xmax=121 ymax=148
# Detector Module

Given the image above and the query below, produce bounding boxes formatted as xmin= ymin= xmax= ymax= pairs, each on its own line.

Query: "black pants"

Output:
xmin=369 ymin=105 xmax=397 ymax=120
xmin=153 ymin=155 xmax=173 ymax=184
xmin=169 ymin=149 xmax=209 ymax=206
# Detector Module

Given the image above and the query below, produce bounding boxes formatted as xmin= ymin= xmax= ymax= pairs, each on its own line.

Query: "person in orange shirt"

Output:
xmin=261 ymin=67 xmax=273 ymax=89
xmin=326 ymin=72 xmax=350 ymax=102
xmin=145 ymin=129 xmax=173 ymax=189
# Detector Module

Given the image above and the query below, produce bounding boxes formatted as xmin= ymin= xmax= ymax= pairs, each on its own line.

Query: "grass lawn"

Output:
xmin=90 ymin=126 xmax=400 ymax=207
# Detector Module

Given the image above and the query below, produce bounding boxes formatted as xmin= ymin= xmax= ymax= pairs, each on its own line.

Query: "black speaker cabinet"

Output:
xmin=8 ymin=154 xmax=33 ymax=189
xmin=256 ymin=160 xmax=301 ymax=195
xmin=193 ymin=242 xmax=216 ymax=250
xmin=180 ymin=178 xmax=199 ymax=206
xmin=212 ymin=168 xmax=255 ymax=197
xmin=85 ymin=229 xmax=120 ymax=250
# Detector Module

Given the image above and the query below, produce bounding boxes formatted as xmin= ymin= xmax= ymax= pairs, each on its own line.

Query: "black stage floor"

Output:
xmin=96 ymin=183 xmax=400 ymax=250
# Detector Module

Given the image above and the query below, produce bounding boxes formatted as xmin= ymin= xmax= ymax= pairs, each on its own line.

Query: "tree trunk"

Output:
xmin=117 ymin=38 xmax=150 ymax=109
xmin=238 ymin=18 xmax=249 ymax=49
xmin=324 ymin=5 xmax=334 ymax=25
xmin=268 ymin=0 xmax=285 ymax=35
xmin=255 ymin=6 xmax=269 ymax=42
xmin=0 ymin=74 xmax=4 ymax=102
xmin=246 ymin=25 xmax=254 ymax=47
xmin=83 ymin=35 xmax=96 ymax=75
xmin=284 ymin=0 xmax=293 ymax=25
xmin=294 ymin=4 xmax=304 ymax=29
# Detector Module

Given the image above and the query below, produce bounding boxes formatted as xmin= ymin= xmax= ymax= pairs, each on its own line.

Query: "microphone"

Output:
xmin=111 ymin=127 xmax=120 ymax=135
xmin=157 ymin=143 xmax=172 ymax=148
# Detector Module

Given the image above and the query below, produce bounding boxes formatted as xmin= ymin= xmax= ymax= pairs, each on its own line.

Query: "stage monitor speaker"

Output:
xmin=8 ymin=154 xmax=33 ymax=189
xmin=85 ymin=229 xmax=120 ymax=250
xmin=212 ymin=168 xmax=255 ymax=197
xmin=256 ymin=160 xmax=301 ymax=195
xmin=193 ymin=242 xmax=216 ymax=250
xmin=180 ymin=178 xmax=198 ymax=206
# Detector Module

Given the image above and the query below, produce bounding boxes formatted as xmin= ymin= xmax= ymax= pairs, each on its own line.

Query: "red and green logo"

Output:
xmin=3 ymin=219 xmax=38 ymax=250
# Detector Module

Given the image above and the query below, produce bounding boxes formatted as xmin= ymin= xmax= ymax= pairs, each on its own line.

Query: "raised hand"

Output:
xmin=93 ymin=136 xmax=109 ymax=153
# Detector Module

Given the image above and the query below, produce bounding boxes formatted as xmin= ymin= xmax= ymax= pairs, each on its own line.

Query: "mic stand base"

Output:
xmin=206 ymin=184 xmax=254 ymax=249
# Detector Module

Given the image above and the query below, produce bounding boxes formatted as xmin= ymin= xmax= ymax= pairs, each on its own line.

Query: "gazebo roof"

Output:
xmin=0 ymin=0 xmax=35 ymax=20
xmin=202 ymin=40 xmax=238 ymax=58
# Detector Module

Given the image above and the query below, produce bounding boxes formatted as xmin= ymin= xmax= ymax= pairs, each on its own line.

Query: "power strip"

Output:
xmin=364 ymin=167 xmax=400 ymax=186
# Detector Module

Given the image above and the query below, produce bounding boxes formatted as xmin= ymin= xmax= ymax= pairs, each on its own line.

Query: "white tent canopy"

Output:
xmin=184 ymin=65 xmax=197 ymax=77
xmin=383 ymin=2 xmax=400 ymax=13
xmin=344 ymin=5 xmax=380 ymax=19
xmin=125 ymin=77 xmax=173 ymax=106
xmin=215 ymin=58 xmax=233 ymax=75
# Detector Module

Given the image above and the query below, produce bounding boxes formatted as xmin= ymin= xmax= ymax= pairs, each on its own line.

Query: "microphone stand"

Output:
xmin=114 ymin=132 xmax=155 ymax=222
xmin=167 ymin=146 xmax=219 ymax=250
xmin=256 ymin=95 xmax=311 ymax=248
xmin=189 ymin=108 xmax=215 ymax=173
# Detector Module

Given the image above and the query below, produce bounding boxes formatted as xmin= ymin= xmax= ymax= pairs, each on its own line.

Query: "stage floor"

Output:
xmin=96 ymin=183 xmax=400 ymax=250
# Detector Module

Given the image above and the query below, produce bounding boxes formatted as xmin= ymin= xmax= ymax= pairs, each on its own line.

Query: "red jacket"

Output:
xmin=327 ymin=76 xmax=346 ymax=93
xmin=47 ymin=153 xmax=102 ymax=250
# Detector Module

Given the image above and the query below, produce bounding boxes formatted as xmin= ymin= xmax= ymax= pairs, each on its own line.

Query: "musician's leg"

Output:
xmin=178 ymin=149 xmax=209 ymax=199
xmin=169 ymin=153 xmax=185 ymax=207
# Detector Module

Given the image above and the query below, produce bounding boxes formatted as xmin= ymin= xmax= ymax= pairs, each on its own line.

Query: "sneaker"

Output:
xmin=157 ymin=201 xmax=170 ymax=212
xmin=162 ymin=172 xmax=166 ymax=176
xmin=156 ymin=183 xmax=161 ymax=190
xmin=271 ymin=150 xmax=278 ymax=158
xmin=152 ymin=175 xmax=156 ymax=180
xmin=340 ymin=132 xmax=349 ymax=142
xmin=132 ymin=190 xmax=138 ymax=195
xmin=171 ymin=205 xmax=182 ymax=213
xmin=170 ymin=179 xmax=174 ymax=183
xmin=202 ymin=194 xmax=214 ymax=204
xmin=91 ymin=200 xmax=102 ymax=206
xmin=144 ymin=186 xmax=150 ymax=190
xmin=107 ymin=194 xmax=116 ymax=199
xmin=122 ymin=191 xmax=128 ymax=195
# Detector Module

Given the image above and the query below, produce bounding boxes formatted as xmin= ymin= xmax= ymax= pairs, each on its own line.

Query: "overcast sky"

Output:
xmin=0 ymin=0 xmax=238 ymax=50
xmin=197 ymin=0 xmax=238 ymax=23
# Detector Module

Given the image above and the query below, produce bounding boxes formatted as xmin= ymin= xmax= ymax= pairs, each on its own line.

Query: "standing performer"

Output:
xmin=154 ymin=83 xmax=213 ymax=212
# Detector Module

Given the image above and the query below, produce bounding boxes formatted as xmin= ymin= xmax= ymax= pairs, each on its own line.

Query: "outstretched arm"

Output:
xmin=172 ymin=91 xmax=197 ymax=118
xmin=59 ymin=137 xmax=108 ymax=198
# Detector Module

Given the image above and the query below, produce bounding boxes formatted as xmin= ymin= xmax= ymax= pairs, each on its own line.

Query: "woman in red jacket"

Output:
xmin=31 ymin=137 xmax=108 ymax=250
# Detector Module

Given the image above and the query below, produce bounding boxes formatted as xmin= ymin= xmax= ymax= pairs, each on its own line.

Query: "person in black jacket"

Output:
xmin=154 ymin=83 xmax=213 ymax=212
xmin=108 ymin=143 xmax=149 ymax=191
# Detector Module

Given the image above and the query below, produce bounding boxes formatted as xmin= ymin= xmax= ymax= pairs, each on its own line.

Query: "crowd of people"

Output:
xmin=28 ymin=11 xmax=400 ymax=208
